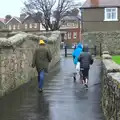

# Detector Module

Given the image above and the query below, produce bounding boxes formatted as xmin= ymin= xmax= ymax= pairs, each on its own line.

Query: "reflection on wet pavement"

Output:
xmin=0 ymin=57 xmax=105 ymax=120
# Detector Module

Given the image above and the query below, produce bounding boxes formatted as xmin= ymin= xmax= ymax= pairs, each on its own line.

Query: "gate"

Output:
xmin=63 ymin=45 xmax=97 ymax=57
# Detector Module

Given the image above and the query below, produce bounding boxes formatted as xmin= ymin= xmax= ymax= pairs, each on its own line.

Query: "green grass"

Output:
xmin=112 ymin=56 xmax=120 ymax=64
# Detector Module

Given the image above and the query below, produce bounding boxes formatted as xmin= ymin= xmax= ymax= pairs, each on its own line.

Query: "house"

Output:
xmin=22 ymin=15 xmax=40 ymax=32
xmin=5 ymin=14 xmax=42 ymax=32
xmin=6 ymin=17 xmax=21 ymax=31
xmin=60 ymin=16 xmax=81 ymax=46
xmin=81 ymin=0 xmax=120 ymax=32
xmin=0 ymin=18 xmax=6 ymax=29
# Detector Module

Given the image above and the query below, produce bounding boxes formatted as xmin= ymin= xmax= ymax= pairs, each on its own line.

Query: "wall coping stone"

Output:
xmin=0 ymin=31 xmax=60 ymax=48
xmin=102 ymin=51 xmax=109 ymax=54
xmin=102 ymin=54 xmax=112 ymax=59
xmin=108 ymin=72 xmax=120 ymax=82
xmin=103 ymin=59 xmax=120 ymax=73
xmin=83 ymin=31 xmax=120 ymax=34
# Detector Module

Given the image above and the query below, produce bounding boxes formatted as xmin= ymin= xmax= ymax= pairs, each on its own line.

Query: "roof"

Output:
xmin=82 ymin=0 xmax=120 ymax=8
xmin=22 ymin=14 xmax=37 ymax=23
xmin=23 ymin=15 xmax=29 ymax=21
xmin=62 ymin=16 xmax=81 ymax=21
xmin=6 ymin=17 xmax=21 ymax=24
xmin=0 ymin=18 xmax=5 ymax=24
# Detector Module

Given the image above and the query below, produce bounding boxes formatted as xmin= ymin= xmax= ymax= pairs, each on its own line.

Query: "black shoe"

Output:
xmin=84 ymin=83 xmax=88 ymax=88
xmin=73 ymin=76 xmax=76 ymax=82
xmin=38 ymin=88 xmax=43 ymax=93
xmin=73 ymin=73 xmax=76 ymax=82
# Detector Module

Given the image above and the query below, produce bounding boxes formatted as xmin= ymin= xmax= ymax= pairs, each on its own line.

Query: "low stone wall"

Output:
xmin=102 ymin=52 xmax=120 ymax=120
xmin=27 ymin=31 xmax=53 ymax=38
xmin=0 ymin=30 xmax=22 ymax=38
xmin=83 ymin=31 xmax=120 ymax=55
xmin=0 ymin=31 xmax=61 ymax=96
xmin=0 ymin=31 xmax=9 ymax=38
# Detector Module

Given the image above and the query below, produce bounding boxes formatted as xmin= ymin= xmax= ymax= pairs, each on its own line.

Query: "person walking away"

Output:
xmin=32 ymin=40 xmax=52 ymax=92
xmin=78 ymin=44 xmax=93 ymax=88
xmin=72 ymin=43 xmax=83 ymax=81
xmin=74 ymin=43 xmax=77 ymax=50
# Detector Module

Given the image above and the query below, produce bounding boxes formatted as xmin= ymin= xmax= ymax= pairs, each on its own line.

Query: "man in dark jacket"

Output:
xmin=78 ymin=44 xmax=93 ymax=88
xmin=32 ymin=40 xmax=52 ymax=92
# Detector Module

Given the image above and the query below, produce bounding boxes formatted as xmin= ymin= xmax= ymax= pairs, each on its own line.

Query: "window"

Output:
xmin=25 ymin=24 xmax=28 ymax=29
xmin=62 ymin=22 xmax=67 ymax=27
xmin=13 ymin=25 xmax=16 ymax=30
xmin=67 ymin=23 xmax=71 ymax=26
xmin=68 ymin=32 xmax=71 ymax=39
xmin=104 ymin=8 xmax=118 ymax=21
xmin=9 ymin=25 xmax=12 ymax=30
xmin=73 ymin=32 xmax=77 ymax=39
xmin=74 ymin=23 xmax=78 ymax=27
xmin=17 ymin=25 xmax=20 ymax=29
xmin=67 ymin=23 xmax=74 ymax=27
xmin=34 ymin=23 xmax=37 ymax=28
xmin=64 ymin=33 xmax=67 ymax=40
xmin=29 ymin=24 xmax=32 ymax=28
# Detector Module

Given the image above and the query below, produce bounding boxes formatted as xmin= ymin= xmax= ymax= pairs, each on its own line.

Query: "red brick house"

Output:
xmin=60 ymin=16 xmax=81 ymax=47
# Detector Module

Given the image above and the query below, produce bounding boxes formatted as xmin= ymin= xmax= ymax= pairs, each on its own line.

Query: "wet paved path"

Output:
xmin=0 ymin=56 xmax=105 ymax=120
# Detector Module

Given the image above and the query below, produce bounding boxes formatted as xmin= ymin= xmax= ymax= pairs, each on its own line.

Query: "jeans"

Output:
xmin=38 ymin=70 xmax=44 ymax=89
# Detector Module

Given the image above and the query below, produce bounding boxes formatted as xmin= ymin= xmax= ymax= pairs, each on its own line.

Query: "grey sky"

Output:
xmin=0 ymin=0 xmax=86 ymax=18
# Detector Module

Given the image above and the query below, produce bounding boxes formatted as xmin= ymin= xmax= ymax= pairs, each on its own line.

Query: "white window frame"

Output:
xmin=72 ymin=23 xmax=75 ymax=27
xmin=67 ymin=22 xmax=74 ymax=27
xmin=68 ymin=32 xmax=71 ymax=39
xmin=25 ymin=24 xmax=28 ymax=29
xmin=34 ymin=23 xmax=37 ymax=28
xmin=67 ymin=23 xmax=71 ymax=26
xmin=104 ymin=8 xmax=118 ymax=21
xmin=29 ymin=24 xmax=32 ymax=28
xmin=13 ymin=25 xmax=16 ymax=30
xmin=64 ymin=33 xmax=67 ymax=40
xmin=73 ymin=32 xmax=77 ymax=39
xmin=9 ymin=25 xmax=12 ymax=30
xmin=17 ymin=25 xmax=20 ymax=29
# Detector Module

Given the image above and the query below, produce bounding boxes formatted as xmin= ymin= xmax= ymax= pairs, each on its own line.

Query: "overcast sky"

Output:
xmin=0 ymin=0 xmax=86 ymax=18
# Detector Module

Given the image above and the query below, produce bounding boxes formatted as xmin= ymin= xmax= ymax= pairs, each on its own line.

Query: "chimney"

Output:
xmin=90 ymin=0 xmax=99 ymax=7
xmin=20 ymin=13 xmax=27 ymax=22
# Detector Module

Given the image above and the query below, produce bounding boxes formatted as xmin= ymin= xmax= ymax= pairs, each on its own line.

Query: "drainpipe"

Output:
xmin=79 ymin=7 xmax=84 ymax=44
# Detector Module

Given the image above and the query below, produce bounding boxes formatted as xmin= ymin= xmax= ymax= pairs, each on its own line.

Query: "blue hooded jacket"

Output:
xmin=72 ymin=43 xmax=83 ymax=65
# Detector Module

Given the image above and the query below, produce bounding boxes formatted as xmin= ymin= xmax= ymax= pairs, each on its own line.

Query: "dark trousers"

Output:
xmin=81 ymin=68 xmax=89 ymax=81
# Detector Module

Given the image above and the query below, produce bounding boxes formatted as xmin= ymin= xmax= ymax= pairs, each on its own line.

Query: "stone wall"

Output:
xmin=83 ymin=31 xmax=120 ymax=55
xmin=0 ymin=31 xmax=61 ymax=96
xmin=102 ymin=51 xmax=120 ymax=120
xmin=0 ymin=31 xmax=10 ymax=38
xmin=0 ymin=30 xmax=22 ymax=38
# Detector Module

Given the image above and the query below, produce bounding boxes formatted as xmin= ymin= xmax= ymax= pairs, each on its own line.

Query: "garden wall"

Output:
xmin=102 ymin=51 xmax=120 ymax=120
xmin=0 ymin=31 xmax=61 ymax=96
xmin=83 ymin=31 xmax=120 ymax=55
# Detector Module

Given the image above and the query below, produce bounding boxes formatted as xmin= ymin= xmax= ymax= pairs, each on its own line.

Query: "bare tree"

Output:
xmin=5 ymin=15 xmax=12 ymax=23
xmin=23 ymin=0 xmax=78 ymax=31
